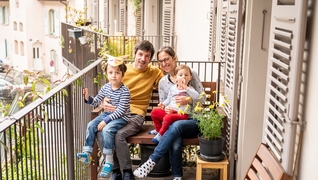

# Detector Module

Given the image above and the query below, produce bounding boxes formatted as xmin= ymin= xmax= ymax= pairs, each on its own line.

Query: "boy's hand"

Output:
xmin=82 ymin=88 xmax=89 ymax=101
xmin=97 ymin=121 xmax=106 ymax=131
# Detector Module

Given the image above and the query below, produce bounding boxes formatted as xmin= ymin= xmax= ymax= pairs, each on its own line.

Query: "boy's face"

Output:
xmin=106 ymin=65 xmax=123 ymax=85
xmin=133 ymin=49 xmax=152 ymax=70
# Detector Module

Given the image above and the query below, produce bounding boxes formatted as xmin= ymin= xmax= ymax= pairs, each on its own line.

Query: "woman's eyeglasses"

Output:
xmin=157 ymin=57 xmax=170 ymax=64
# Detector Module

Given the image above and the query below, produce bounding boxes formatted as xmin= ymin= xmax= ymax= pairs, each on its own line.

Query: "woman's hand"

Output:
xmin=174 ymin=95 xmax=192 ymax=106
xmin=158 ymin=102 xmax=165 ymax=110
xmin=103 ymin=98 xmax=117 ymax=112
xmin=165 ymin=105 xmax=176 ymax=114
xmin=97 ymin=121 xmax=106 ymax=131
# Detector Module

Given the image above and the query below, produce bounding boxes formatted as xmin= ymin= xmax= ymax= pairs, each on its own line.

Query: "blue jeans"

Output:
xmin=149 ymin=119 xmax=200 ymax=177
xmin=83 ymin=112 xmax=127 ymax=155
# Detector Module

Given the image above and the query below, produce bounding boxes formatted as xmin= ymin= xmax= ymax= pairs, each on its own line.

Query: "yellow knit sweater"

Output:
xmin=122 ymin=63 xmax=163 ymax=116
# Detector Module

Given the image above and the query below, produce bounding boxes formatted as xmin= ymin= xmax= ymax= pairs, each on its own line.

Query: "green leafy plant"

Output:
xmin=65 ymin=6 xmax=90 ymax=26
xmin=191 ymin=91 xmax=228 ymax=140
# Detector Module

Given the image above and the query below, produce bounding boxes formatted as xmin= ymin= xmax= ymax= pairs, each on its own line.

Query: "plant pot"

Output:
xmin=68 ymin=28 xmax=82 ymax=39
xmin=198 ymin=134 xmax=225 ymax=157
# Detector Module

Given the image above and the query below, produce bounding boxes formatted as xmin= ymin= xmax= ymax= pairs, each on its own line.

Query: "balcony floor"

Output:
xmin=98 ymin=165 xmax=219 ymax=180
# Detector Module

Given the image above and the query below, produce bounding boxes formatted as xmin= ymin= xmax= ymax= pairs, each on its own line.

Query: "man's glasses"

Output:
xmin=157 ymin=57 xmax=170 ymax=64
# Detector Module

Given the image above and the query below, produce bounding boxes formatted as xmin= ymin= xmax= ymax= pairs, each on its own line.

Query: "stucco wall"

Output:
xmin=175 ymin=0 xmax=210 ymax=61
xmin=297 ymin=1 xmax=318 ymax=179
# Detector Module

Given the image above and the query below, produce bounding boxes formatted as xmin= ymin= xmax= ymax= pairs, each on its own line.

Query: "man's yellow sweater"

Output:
xmin=122 ymin=63 xmax=163 ymax=116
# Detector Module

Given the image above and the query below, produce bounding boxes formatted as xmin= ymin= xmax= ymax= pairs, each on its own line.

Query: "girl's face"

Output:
xmin=157 ymin=51 xmax=177 ymax=75
xmin=106 ymin=65 xmax=123 ymax=85
xmin=176 ymin=68 xmax=192 ymax=87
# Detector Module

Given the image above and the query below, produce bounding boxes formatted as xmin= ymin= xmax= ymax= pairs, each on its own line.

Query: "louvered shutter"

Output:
xmin=219 ymin=0 xmax=243 ymax=179
xmin=119 ymin=0 xmax=127 ymax=35
xmin=103 ymin=0 xmax=109 ymax=33
xmin=93 ymin=0 xmax=98 ymax=25
xmin=44 ymin=9 xmax=49 ymax=35
xmin=262 ymin=0 xmax=308 ymax=174
xmin=161 ymin=0 xmax=174 ymax=45
xmin=4 ymin=7 xmax=8 ymax=24
xmin=54 ymin=10 xmax=60 ymax=36
xmin=0 ymin=7 xmax=3 ymax=24
xmin=135 ymin=1 xmax=143 ymax=36
xmin=208 ymin=0 xmax=217 ymax=61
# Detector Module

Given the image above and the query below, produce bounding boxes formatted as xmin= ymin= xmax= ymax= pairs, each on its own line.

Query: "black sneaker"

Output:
xmin=110 ymin=171 xmax=122 ymax=180
xmin=123 ymin=171 xmax=135 ymax=180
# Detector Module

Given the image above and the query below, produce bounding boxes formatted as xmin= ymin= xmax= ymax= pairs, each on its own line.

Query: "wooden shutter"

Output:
xmin=161 ymin=0 xmax=174 ymax=45
xmin=262 ymin=0 xmax=308 ymax=174
xmin=208 ymin=0 xmax=217 ymax=61
xmin=93 ymin=0 xmax=98 ymax=25
xmin=119 ymin=0 xmax=127 ymax=35
xmin=44 ymin=9 xmax=49 ymax=35
xmin=54 ymin=10 xmax=60 ymax=36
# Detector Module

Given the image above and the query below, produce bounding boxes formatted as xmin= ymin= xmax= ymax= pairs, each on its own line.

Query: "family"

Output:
xmin=77 ymin=40 xmax=204 ymax=180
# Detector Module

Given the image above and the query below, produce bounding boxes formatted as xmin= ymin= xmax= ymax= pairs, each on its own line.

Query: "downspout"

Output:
xmin=59 ymin=0 xmax=69 ymax=23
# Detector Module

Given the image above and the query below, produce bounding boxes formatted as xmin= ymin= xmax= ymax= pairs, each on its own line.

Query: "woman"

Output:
xmin=133 ymin=46 xmax=204 ymax=180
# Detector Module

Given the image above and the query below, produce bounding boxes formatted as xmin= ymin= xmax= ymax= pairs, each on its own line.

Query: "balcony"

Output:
xmin=0 ymin=23 xmax=226 ymax=180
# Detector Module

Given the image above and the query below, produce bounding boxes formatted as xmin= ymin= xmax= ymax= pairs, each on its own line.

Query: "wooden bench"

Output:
xmin=244 ymin=143 xmax=293 ymax=180
xmin=89 ymin=81 xmax=217 ymax=179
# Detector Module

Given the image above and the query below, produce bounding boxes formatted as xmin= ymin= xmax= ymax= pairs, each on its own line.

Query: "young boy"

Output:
xmin=77 ymin=57 xmax=130 ymax=178
xmin=150 ymin=64 xmax=200 ymax=143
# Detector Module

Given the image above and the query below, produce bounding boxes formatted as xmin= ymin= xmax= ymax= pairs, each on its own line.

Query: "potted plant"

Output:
xmin=191 ymin=91 xmax=228 ymax=159
xmin=65 ymin=6 xmax=91 ymax=26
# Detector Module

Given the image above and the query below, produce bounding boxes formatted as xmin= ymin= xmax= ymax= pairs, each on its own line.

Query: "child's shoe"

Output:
xmin=151 ymin=133 xmax=162 ymax=144
xmin=76 ymin=152 xmax=90 ymax=164
xmin=100 ymin=162 xmax=113 ymax=177
xmin=148 ymin=129 xmax=158 ymax=135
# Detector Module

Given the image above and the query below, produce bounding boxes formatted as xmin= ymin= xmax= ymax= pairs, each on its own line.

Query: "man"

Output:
xmin=97 ymin=40 xmax=163 ymax=180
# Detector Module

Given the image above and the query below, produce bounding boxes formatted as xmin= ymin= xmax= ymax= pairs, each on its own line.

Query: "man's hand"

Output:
xmin=174 ymin=95 xmax=192 ymax=106
xmin=97 ymin=121 xmax=106 ymax=131
xmin=103 ymin=98 xmax=117 ymax=112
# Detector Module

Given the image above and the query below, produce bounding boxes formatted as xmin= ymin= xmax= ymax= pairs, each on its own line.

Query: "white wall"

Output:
xmin=236 ymin=0 xmax=272 ymax=179
xmin=174 ymin=0 xmax=210 ymax=61
xmin=297 ymin=1 xmax=318 ymax=179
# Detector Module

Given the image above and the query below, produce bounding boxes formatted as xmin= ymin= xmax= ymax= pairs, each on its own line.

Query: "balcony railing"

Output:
xmin=61 ymin=22 xmax=177 ymax=73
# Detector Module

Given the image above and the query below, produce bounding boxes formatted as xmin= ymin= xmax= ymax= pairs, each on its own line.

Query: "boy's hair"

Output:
xmin=134 ymin=40 xmax=155 ymax=59
xmin=175 ymin=64 xmax=192 ymax=76
xmin=104 ymin=63 xmax=127 ymax=76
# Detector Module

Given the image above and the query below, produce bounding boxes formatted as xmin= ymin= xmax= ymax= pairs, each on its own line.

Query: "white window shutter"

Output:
xmin=135 ymin=1 xmax=143 ymax=36
xmin=162 ymin=0 xmax=174 ymax=45
xmin=44 ymin=9 xmax=49 ymax=35
xmin=219 ymin=1 xmax=243 ymax=179
xmin=208 ymin=0 xmax=217 ymax=61
xmin=119 ymin=0 xmax=126 ymax=35
xmin=103 ymin=0 xmax=109 ymax=33
xmin=4 ymin=7 xmax=8 ymax=24
xmin=0 ymin=7 xmax=3 ymax=24
xmin=263 ymin=0 xmax=308 ymax=174
xmin=54 ymin=10 xmax=60 ymax=37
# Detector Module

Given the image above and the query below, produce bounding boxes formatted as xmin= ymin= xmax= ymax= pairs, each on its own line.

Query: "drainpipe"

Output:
xmin=59 ymin=0 xmax=69 ymax=23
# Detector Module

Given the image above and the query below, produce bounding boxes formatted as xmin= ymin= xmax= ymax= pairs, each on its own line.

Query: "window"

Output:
xmin=49 ymin=9 xmax=55 ymax=35
xmin=20 ymin=41 xmax=24 ymax=56
xmin=0 ymin=7 xmax=3 ymax=24
xmin=5 ymin=39 xmax=8 ymax=58
xmin=3 ymin=6 xmax=8 ymax=25
xmin=19 ymin=22 xmax=23 ymax=31
xmin=45 ymin=9 xmax=60 ymax=36
xmin=14 ymin=21 xmax=17 ymax=30
xmin=14 ymin=40 xmax=18 ymax=54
